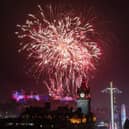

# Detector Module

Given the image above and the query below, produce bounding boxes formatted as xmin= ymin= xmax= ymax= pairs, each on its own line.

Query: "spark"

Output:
xmin=16 ymin=5 xmax=102 ymax=100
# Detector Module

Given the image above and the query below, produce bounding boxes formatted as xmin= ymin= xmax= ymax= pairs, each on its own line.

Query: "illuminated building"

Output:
xmin=121 ymin=104 xmax=126 ymax=129
xmin=76 ymin=78 xmax=91 ymax=115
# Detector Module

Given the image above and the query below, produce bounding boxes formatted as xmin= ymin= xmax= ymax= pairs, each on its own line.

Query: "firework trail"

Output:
xmin=15 ymin=5 xmax=102 ymax=100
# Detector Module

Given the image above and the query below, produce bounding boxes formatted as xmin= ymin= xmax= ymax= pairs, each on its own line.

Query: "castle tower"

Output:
xmin=76 ymin=78 xmax=91 ymax=115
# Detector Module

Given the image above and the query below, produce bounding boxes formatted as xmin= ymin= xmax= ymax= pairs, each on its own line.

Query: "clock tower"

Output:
xmin=76 ymin=78 xmax=91 ymax=115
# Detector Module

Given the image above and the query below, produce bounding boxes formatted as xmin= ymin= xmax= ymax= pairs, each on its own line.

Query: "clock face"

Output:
xmin=80 ymin=92 xmax=85 ymax=98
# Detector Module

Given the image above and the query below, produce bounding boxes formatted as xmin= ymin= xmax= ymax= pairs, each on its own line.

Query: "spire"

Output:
xmin=77 ymin=77 xmax=90 ymax=99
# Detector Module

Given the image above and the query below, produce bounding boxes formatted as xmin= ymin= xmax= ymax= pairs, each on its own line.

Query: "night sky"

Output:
xmin=1 ymin=0 xmax=129 ymax=113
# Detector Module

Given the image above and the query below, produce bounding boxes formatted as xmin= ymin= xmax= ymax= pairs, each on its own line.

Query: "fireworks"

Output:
xmin=15 ymin=5 xmax=102 ymax=100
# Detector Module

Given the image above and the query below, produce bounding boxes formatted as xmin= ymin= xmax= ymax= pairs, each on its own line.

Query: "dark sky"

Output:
xmin=1 ymin=0 xmax=129 ymax=111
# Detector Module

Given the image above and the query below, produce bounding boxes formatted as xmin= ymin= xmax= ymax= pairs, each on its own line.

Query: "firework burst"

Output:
xmin=16 ymin=5 xmax=102 ymax=100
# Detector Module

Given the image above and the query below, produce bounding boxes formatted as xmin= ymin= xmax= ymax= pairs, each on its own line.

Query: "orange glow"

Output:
xmin=92 ymin=116 xmax=96 ymax=122
xmin=69 ymin=117 xmax=87 ymax=124
xmin=82 ymin=117 xmax=87 ymax=123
